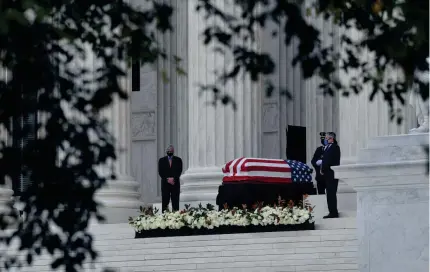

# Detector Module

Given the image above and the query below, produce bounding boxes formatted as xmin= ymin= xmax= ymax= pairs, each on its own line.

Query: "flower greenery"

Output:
xmin=129 ymin=196 xmax=314 ymax=233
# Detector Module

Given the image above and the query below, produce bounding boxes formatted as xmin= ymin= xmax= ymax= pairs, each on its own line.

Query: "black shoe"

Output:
xmin=323 ymin=213 xmax=339 ymax=219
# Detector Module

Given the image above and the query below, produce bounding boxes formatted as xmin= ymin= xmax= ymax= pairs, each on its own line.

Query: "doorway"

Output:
xmin=286 ymin=125 xmax=307 ymax=163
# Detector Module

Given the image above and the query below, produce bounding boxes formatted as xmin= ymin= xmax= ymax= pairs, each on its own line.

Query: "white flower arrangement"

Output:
xmin=129 ymin=199 xmax=314 ymax=233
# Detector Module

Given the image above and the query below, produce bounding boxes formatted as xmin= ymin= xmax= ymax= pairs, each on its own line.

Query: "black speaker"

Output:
xmin=286 ymin=125 xmax=307 ymax=163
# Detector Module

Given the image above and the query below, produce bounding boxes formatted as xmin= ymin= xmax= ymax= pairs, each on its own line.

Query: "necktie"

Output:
xmin=169 ymin=158 xmax=172 ymax=167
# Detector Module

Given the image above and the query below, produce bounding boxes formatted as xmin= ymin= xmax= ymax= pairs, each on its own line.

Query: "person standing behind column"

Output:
xmin=320 ymin=132 xmax=341 ymax=218
xmin=311 ymin=132 xmax=327 ymax=195
xmin=158 ymin=145 xmax=183 ymax=212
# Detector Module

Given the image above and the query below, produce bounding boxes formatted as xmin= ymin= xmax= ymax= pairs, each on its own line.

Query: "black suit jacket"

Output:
xmin=158 ymin=156 xmax=183 ymax=187
xmin=321 ymin=143 xmax=341 ymax=179
xmin=311 ymin=146 xmax=325 ymax=180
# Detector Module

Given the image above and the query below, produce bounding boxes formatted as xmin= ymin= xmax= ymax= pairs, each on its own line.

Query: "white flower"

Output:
xmin=129 ymin=204 xmax=313 ymax=232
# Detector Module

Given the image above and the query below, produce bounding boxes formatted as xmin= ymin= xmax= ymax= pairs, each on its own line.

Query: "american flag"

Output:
xmin=222 ymin=157 xmax=313 ymax=184
xmin=286 ymin=159 xmax=313 ymax=183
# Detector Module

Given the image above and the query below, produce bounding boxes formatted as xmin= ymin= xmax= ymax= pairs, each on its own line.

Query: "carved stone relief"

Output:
xmin=262 ymin=103 xmax=279 ymax=133
xmin=131 ymin=111 xmax=156 ymax=141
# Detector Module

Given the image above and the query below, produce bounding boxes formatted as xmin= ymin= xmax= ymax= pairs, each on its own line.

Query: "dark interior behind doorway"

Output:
xmin=286 ymin=125 xmax=307 ymax=163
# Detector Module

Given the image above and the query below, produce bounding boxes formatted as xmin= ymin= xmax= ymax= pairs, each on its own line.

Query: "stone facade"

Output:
xmin=0 ymin=0 xmax=421 ymax=214
xmin=130 ymin=0 xmax=417 ymax=205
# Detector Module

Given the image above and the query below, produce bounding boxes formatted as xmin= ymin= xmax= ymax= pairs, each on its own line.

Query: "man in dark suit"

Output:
xmin=311 ymin=132 xmax=327 ymax=195
xmin=320 ymin=132 xmax=341 ymax=218
xmin=158 ymin=145 xmax=183 ymax=212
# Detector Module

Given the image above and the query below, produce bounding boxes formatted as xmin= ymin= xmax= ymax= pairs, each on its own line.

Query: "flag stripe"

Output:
xmin=222 ymin=176 xmax=292 ymax=183
xmin=239 ymin=158 xmax=287 ymax=163
xmin=238 ymin=158 xmax=289 ymax=174
xmin=223 ymin=158 xmax=241 ymax=174
xmin=232 ymin=157 xmax=244 ymax=176
xmin=244 ymin=162 xmax=291 ymax=168
xmin=241 ymin=166 xmax=292 ymax=173
xmin=228 ymin=170 xmax=291 ymax=178
xmin=223 ymin=159 xmax=233 ymax=173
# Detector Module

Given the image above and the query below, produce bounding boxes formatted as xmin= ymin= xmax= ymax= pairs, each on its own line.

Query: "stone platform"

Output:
xmin=333 ymin=133 xmax=429 ymax=272
xmin=308 ymin=193 xmax=356 ymax=219
xmin=12 ymin=216 xmax=358 ymax=272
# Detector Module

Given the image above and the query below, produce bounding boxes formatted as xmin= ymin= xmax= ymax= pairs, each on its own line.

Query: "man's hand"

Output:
xmin=167 ymin=177 xmax=175 ymax=185
xmin=316 ymin=160 xmax=322 ymax=166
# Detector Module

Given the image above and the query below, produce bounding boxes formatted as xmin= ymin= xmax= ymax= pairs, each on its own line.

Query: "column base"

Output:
xmin=95 ymin=176 xmax=142 ymax=223
xmin=180 ymin=166 xmax=223 ymax=205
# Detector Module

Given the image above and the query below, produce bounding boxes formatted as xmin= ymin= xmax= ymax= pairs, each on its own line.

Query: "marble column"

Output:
xmin=299 ymin=5 xmax=351 ymax=197
xmin=96 ymin=92 xmax=141 ymax=223
xmin=303 ymin=9 xmax=339 ymax=163
xmin=180 ymin=0 xmax=261 ymax=204
xmin=90 ymin=52 xmax=141 ymax=223
xmin=156 ymin=0 xmax=189 ymax=201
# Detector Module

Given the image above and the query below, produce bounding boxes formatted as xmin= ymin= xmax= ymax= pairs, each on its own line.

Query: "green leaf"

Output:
xmin=22 ymin=0 xmax=36 ymax=10
xmin=305 ymin=7 xmax=312 ymax=17
xmin=176 ymin=67 xmax=187 ymax=76
xmin=5 ymin=9 xmax=29 ymax=26
xmin=161 ymin=69 xmax=169 ymax=83
xmin=0 ymin=17 xmax=9 ymax=34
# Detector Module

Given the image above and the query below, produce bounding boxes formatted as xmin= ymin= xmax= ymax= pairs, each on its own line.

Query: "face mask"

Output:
xmin=323 ymin=139 xmax=328 ymax=146
xmin=167 ymin=152 xmax=173 ymax=157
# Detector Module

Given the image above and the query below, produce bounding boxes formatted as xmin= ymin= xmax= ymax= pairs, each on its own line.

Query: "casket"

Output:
xmin=222 ymin=158 xmax=313 ymax=184
xmin=217 ymin=158 xmax=315 ymax=209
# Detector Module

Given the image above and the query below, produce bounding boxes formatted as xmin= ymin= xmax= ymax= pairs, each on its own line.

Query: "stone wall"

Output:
xmin=260 ymin=7 xmax=339 ymax=162
xmin=130 ymin=0 xmax=420 ymax=205
xmin=261 ymin=2 xmax=417 ymax=165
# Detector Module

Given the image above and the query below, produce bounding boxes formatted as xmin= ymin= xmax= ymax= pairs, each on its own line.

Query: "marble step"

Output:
xmin=15 ymin=222 xmax=358 ymax=272
xmin=357 ymin=144 xmax=427 ymax=163
xmin=356 ymin=133 xmax=429 ymax=163
xmin=308 ymin=193 xmax=357 ymax=221
xmin=335 ymin=159 xmax=427 ymax=179
xmin=366 ymin=133 xmax=428 ymax=149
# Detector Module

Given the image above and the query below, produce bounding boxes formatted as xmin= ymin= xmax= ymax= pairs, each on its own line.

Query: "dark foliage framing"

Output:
xmin=0 ymin=0 xmax=427 ymax=271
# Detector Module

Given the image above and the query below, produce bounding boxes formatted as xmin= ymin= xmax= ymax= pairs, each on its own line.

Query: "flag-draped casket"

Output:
xmin=217 ymin=158 xmax=315 ymax=208
xmin=222 ymin=158 xmax=313 ymax=184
